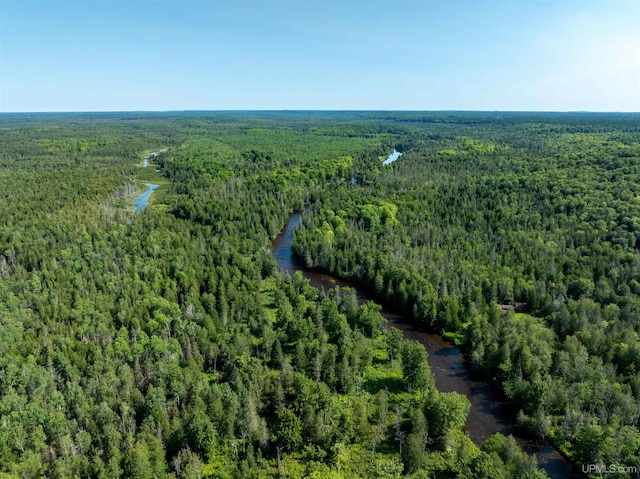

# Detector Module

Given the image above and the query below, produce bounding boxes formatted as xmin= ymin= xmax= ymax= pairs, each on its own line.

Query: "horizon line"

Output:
xmin=1 ymin=109 xmax=639 ymax=115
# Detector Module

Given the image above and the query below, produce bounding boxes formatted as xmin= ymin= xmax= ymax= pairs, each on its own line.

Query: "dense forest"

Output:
xmin=0 ymin=111 xmax=638 ymax=478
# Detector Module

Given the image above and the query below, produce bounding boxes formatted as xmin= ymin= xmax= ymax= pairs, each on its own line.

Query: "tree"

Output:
xmin=274 ymin=409 xmax=302 ymax=452
xmin=424 ymin=391 xmax=470 ymax=445
xmin=402 ymin=433 xmax=425 ymax=473
xmin=124 ymin=440 xmax=154 ymax=479
xmin=401 ymin=341 xmax=434 ymax=394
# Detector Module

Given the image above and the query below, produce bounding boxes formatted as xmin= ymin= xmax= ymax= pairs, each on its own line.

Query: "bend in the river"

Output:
xmin=135 ymin=150 xmax=163 ymax=212
xmin=271 ymin=209 xmax=582 ymax=479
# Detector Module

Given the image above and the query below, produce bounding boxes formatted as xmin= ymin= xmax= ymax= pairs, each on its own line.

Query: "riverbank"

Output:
xmin=272 ymin=210 xmax=582 ymax=479
xmin=134 ymin=149 xmax=170 ymax=211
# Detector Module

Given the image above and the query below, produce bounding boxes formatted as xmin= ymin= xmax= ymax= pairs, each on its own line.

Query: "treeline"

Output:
xmin=292 ymin=120 xmax=640 ymax=475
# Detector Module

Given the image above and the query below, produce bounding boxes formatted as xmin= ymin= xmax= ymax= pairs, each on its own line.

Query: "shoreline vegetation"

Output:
xmin=0 ymin=111 xmax=638 ymax=478
xmin=272 ymin=210 xmax=579 ymax=479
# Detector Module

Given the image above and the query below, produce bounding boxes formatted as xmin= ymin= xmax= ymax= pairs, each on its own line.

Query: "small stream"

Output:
xmin=272 ymin=210 xmax=581 ymax=479
xmin=134 ymin=183 xmax=159 ymax=212
xmin=135 ymin=150 xmax=164 ymax=212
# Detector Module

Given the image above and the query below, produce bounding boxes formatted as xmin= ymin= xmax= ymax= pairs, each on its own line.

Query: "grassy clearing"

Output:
xmin=363 ymin=363 xmax=406 ymax=396
xmin=363 ymin=345 xmax=414 ymax=403
xmin=134 ymin=162 xmax=169 ymax=185
xmin=259 ymin=277 xmax=278 ymax=323
xmin=514 ymin=312 xmax=542 ymax=321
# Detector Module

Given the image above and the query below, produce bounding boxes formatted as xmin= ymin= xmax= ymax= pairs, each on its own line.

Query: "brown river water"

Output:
xmin=272 ymin=210 xmax=583 ymax=479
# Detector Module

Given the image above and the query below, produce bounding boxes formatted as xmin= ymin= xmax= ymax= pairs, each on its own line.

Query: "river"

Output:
xmin=383 ymin=149 xmax=402 ymax=165
xmin=134 ymin=183 xmax=159 ymax=212
xmin=136 ymin=150 xmax=164 ymax=212
xmin=272 ymin=210 xmax=581 ymax=479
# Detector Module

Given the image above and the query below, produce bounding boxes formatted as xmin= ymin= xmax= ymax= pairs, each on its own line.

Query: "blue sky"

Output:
xmin=1 ymin=0 xmax=638 ymax=112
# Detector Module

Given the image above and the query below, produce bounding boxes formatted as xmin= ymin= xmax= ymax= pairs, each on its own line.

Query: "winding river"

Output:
xmin=272 ymin=210 xmax=581 ymax=479
xmin=137 ymin=144 xmax=579 ymax=476
xmin=135 ymin=150 xmax=164 ymax=212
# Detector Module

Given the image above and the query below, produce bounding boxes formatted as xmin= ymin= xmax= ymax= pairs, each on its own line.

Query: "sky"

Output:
xmin=0 ymin=0 xmax=638 ymax=112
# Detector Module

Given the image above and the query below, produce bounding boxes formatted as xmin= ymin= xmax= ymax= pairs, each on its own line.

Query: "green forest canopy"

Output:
xmin=0 ymin=111 xmax=638 ymax=478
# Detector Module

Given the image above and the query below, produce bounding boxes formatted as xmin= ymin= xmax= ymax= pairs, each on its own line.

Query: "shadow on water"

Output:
xmin=272 ymin=210 xmax=583 ymax=479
